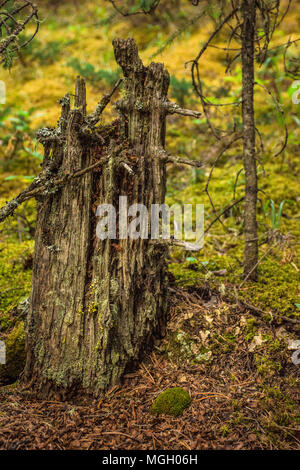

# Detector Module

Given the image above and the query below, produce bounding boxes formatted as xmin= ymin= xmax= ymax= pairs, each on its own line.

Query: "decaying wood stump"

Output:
xmin=23 ymin=39 xmax=170 ymax=397
xmin=18 ymin=38 xmax=202 ymax=398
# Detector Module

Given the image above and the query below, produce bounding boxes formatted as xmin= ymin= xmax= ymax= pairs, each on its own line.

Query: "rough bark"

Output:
xmin=23 ymin=39 xmax=169 ymax=398
xmin=241 ymin=0 xmax=258 ymax=281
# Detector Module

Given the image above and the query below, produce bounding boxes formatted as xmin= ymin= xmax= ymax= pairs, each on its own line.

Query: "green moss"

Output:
xmin=169 ymin=240 xmax=300 ymax=321
xmin=244 ymin=317 xmax=258 ymax=342
xmin=258 ymin=385 xmax=298 ymax=445
xmin=0 ymin=321 xmax=25 ymax=383
xmin=255 ymin=353 xmax=282 ymax=377
xmin=242 ymin=258 xmax=300 ymax=318
xmin=210 ymin=331 xmax=236 ymax=354
xmin=230 ymin=411 xmax=249 ymax=426
xmin=0 ymin=236 xmax=33 ymax=318
xmin=220 ymin=424 xmax=231 ymax=437
xmin=150 ymin=387 xmax=191 ymax=417
xmin=166 ymin=145 xmax=300 ymax=322
xmin=0 ymin=314 xmax=11 ymax=332
xmin=268 ymin=338 xmax=282 ymax=352
xmin=168 ymin=262 xmax=204 ymax=288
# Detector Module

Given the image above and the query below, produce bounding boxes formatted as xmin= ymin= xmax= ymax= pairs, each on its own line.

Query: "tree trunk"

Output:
xmin=23 ymin=39 xmax=169 ymax=398
xmin=241 ymin=0 xmax=258 ymax=281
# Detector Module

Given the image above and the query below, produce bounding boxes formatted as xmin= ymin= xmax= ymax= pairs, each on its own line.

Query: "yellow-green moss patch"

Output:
xmin=150 ymin=387 xmax=191 ymax=417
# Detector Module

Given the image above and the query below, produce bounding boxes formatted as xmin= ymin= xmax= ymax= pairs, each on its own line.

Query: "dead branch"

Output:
xmin=164 ymin=154 xmax=204 ymax=168
xmin=153 ymin=238 xmax=203 ymax=251
xmin=38 ymin=78 xmax=122 ymax=146
xmin=237 ymin=297 xmax=300 ymax=325
xmin=0 ymin=153 xmax=114 ymax=223
xmin=87 ymin=78 xmax=122 ymax=126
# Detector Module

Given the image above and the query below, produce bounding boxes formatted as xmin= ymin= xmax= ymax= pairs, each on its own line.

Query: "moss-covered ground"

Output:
xmin=151 ymin=387 xmax=191 ymax=417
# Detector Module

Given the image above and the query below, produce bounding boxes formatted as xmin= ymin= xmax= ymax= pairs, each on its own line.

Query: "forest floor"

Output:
xmin=0 ymin=285 xmax=299 ymax=450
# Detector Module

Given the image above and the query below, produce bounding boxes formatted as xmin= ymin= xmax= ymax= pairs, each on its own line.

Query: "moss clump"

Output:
xmin=244 ymin=317 xmax=258 ymax=342
xmin=255 ymin=353 xmax=282 ymax=378
xmin=0 ymin=314 xmax=11 ymax=332
xmin=150 ymin=387 xmax=191 ymax=417
xmin=0 ymin=321 xmax=26 ymax=384
xmin=168 ymin=262 xmax=204 ymax=288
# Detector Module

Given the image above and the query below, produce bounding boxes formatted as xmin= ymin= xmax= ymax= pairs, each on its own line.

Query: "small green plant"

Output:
xmin=220 ymin=424 xmax=231 ymax=437
xmin=258 ymin=49 xmax=286 ymax=104
xmin=262 ymin=199 xmax=285 ymax=229
xmin=5 ymin=108 xmax=32 ymax=135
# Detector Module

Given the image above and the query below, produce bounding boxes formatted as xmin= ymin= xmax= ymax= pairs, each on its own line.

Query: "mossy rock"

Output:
xmin=0 ymin=321 xmax=26 ymax=384
xmin=150 ymin=387 xmax=191 ymax=417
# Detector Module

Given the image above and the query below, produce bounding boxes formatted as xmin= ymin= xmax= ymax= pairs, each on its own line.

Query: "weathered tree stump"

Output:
xmin=24 ymin=39 xmax=170 ymax=397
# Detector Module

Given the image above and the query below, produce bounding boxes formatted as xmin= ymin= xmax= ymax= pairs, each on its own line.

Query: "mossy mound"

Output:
xmin=150 ymin=387 xmax=191 ymax=417
xmin=0 ymin=234 xmax=33 ymax=318
xmin=0 ymin=321 xmax=26 ymax=384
